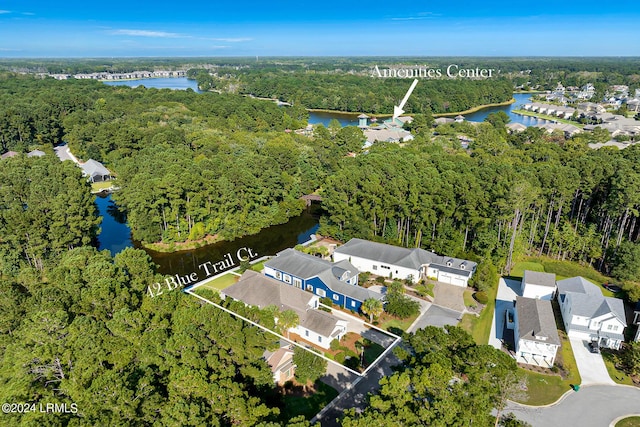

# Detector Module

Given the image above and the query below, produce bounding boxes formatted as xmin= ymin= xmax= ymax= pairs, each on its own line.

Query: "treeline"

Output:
xmin=0 ymin=246 xmax=310 ymax=426
xmin=0 ymin=155 xmax=100 ymax=273
xmin=320 ymin=123 xmax=640 ymax=295
xmin=0 ymin=74 xmax=347 ymax=246
xmin=237 ymin=73 xmax=513 ymax=114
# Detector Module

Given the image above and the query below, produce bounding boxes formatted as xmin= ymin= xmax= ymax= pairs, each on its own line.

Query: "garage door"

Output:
xmin=452 ymin=277 xmax=466 ymax=287
xmin=439 ymin=273 xmax=453 ymax=284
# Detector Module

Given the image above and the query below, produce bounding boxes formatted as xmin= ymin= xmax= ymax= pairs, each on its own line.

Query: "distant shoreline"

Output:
xmin=306 ymin=98 xmax=516 ymax=119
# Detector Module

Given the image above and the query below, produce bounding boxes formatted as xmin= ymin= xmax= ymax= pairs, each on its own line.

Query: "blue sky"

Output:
xmin=1 ymin=1 xmax=639 ymax=57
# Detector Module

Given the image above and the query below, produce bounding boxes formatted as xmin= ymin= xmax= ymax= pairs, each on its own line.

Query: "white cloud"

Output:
xmin=0 ymin=10 xmax=11 ymax=14
xmin=390 ymin=12 xmax=441 ymax=21
xmin=109 ymin=29 xmax=187 ymax=38
xmin=207 ymin=37 xmax=252 ymax=42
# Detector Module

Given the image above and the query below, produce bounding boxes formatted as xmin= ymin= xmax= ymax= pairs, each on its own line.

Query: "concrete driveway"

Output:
xmin=410 ymin=305 xmax=461 ymax=332
xmin=506 ymin=384 xmax=640 ymax=427
xmin=569 ymin=337 xmax=615 ymax=385
xmin=433 ymin=282 xmax=467 ymax=312
xmin=489 ymin=278 xmax=521 ymax=349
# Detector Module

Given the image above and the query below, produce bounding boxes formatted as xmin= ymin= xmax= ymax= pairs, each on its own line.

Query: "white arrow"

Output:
xmin=393 ymin=78 xmax=419 ymax=120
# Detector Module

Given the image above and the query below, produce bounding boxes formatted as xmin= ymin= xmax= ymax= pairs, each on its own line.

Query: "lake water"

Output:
xmin=95 ymin=193 xmax=319 ymax=275
xmin=95 ymin=193 xmax=133 ymax=256
xmin=307 ymin=93 xmax=551 ymax=127
xmin=104 ymin=77 xmax=202 ymax=92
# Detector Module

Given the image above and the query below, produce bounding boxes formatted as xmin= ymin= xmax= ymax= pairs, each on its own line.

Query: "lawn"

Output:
xmin=601 ymin=350 xmax=635 ymax=386
xmin=281 ymin=381 xmax=338 ymax=421
xmin=516 ymin=330 xmax=581 ymax=405
xmin=616 ymin=417 xmax=640 ymax=427
xmin=463 ymin=290 xmax=476 ymax=308
xmin=460 ymin=275 xmax=499 ymax=344
xmin=249 ymin=259 xmax=267 ymax=272
xmin=199 ymin=273 xmax=238 ymax=291
xmin=91 ymin=181 xmax=114 ymax=192
xmin=510 ymin=261 xmax=544 ymax=279
xmin=379 ymin=311 xmax=419 ymax=333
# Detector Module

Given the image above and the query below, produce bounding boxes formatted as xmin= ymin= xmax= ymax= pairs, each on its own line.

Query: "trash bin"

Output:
xmin=572 ymin=384 xmax=580 ymax=391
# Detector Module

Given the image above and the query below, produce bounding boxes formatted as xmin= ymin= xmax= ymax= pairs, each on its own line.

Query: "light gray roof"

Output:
xmin=266 ymin=248 xmax=382 ymax=303
xmin=1 ymin=151 xmax=19 ymax=159
xmin=516 ymin=296 xmax=561 ymax=346
xmin=523 ymin=270 xmax=556 ymax=288
xmin=567 ymin=293 xmax=626 ymax=326
xmin=556 ymin=276 xmax=601 ymax=296
xmin=224 ymin=270 xmax=344 ymax=337
xmin=223 ymin=270 xmax=314 ymax=315
xmin=335 ymin=238 xmax=477 ymax=275
xmin=81 ymin=159 xmax=111 ymax=178
xmin=27 ymin=149 xmax=46 ymax=157
xmin=267 ymin=248 xmax=358 ymax=282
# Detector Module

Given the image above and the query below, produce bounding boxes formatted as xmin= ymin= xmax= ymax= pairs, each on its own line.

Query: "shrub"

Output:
xmin=319 ymin=297 xmax=333 ymax=306
xmin=359 ymin=271 xmax=371 ymax=283
xmin=385 ymin=293 xmax=420 ymax=319
xmin=330 ymin=339 xmax=340 ymax=351
xmin=474 ymin=291 xmax=489 ymax=304
xmin=335 ymin=352 xmax=346 ymax=363
xmin=375 ymin=276 xmax=386 ymax=284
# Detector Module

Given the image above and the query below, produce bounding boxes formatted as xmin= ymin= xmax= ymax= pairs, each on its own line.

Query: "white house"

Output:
xmin=556 ymin=276 xmax=626 ymax=350
xmin=222 ymin=270 xmax=348 ymax=349
xmin=514 ymin=296 xmax=560 ymax=368
xmin=264 ymin=343 xmax=295 ymax=385
xmin=333 ymin=238 xmax=476 ymax=287
xmin=521 ymin=270 xmax=556 ymax=300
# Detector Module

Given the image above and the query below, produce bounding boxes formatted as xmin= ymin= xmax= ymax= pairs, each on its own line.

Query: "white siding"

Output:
xmin=334 ymin=253 xmax=420 ymax=283
xmin=522 ymin=284 xmax=554 ymax=300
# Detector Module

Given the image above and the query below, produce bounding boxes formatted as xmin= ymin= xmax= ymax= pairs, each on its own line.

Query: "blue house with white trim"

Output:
xmin=264 ymin=248 xmax=382 ymax=312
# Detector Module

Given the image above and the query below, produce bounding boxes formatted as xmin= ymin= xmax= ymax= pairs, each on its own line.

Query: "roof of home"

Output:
xmin=27 ymin=149 xmax=46 ymax=157
xmin=523 ymin=270 xmax=556 ymax=288
xmin=81 ymin=159 xmax=111 ymax=178
xmin=556 ymin=276 xmax=601 ymax=296
xmin=224 ymin=270 xmax=346 ymax=336
xmin=265 ymin=346 xmax=294 ymax=372
xmin=556 ymin=276 xmax=626 ymax=326
xmin=334 ymin=238 xmax=477 ymax=274
xmin=516 ymin=296 xmax=561 ymax=346
xmin=1 ymin=151 xmax=19 ymax=159
xmin=266 ymin=248 xmax=382 ymax=302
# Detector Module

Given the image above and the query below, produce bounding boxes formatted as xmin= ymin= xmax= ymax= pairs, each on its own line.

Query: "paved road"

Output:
xmin=569 ymin=337 xmax=615 ymax=385
xmin=506 ymin=385 xmax=640 ymax=427
xmin=314 ymin=343 xmax=401 ymax=426
xmin=409 ymin=304 xmax=461 ymax=331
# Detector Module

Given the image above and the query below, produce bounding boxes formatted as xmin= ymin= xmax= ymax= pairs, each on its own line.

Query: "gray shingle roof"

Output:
xmin=516 ymin=296 xmax=561 ymax=346
xmin=557 ymin=276 xmax=627 ymax=327
xmin=556 ymin=276 xmax=601 ymax=296
xmin=265 ymin=249 xmax=381 ymax=302
xmin=81 ymin=159 xmax=111 ymax=178
xmin=334 ymin=238 xmax=477 ymax=274
xmin=27 ymin=149 xmax=46 ymax=157
xmin=223 ymin=270 xmax=344 ymax=337
xmin=523 ymin=270 xmax=556 ymax=288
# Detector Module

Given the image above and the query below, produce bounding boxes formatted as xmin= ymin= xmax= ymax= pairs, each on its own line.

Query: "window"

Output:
xmin=283 ymin=274 xmax=292 ymax=284
xmin=607 ymin=324 xmax=613 ymax=330
xmin=333 ymin=294 xmax=339 ymax=301
xmin=293 ymin=278 xmax=302 ymax=288
xmin=275 ymin=271 xmax=282 ymax=280
xmin=372 ymin=265 xmax=377 ymax=271
xmin=306 ymin=284 xmax=313 ymax=292
xmin=305 ymin=330 xmax=309 ymax=337
xmin=318 ymin=336 xmax=322 ymax=343
xmin=612 ymin=325 xmax=619 ymax=331
xmin=316 ymin=289 xmax=326 ymax=298
xmin=381 ymin=265 xmax=390 ymax=270
xmin=351 ymin=301 xmax=356 ymax=308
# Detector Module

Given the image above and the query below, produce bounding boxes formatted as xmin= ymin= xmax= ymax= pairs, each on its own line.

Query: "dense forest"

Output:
xmin=234 ymin=73 xmax=514 ymax=114
xmin=320 ymin=120 xmax=640 ymax=297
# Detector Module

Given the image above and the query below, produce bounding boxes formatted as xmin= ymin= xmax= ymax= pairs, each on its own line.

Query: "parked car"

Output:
xmin=589 ymin=341 xmax=600 ymax=354
xmin=603 ymin=283 xmax=623 ymax=293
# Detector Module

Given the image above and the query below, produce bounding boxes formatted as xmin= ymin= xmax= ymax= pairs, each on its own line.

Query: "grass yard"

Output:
xmin=91 ymin=181 xmax=114 ymax=192
xmin=249 ymin=259 xmax=267 ymax=272
xmin=516 ymin=330 xmax=581 ymax=405
xmin=199 ymin=273 xmax=238 ymax=292
xmin=616 ymin=417 xmax=640 ymax=427
xmin=602 ymin=350 xmax=635 ymax=386
xmin=460 ymin=275 xmax=499 ymax=344
xmin=510 ymin=261 xmax=544 ymax=279
xmin=379 ymin=311 xmax=419 ymax=333
xmin=463 ymin=290 xmax=477 ymax=308
xmin=281 ymin=381 xmax=338 ymax=421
